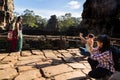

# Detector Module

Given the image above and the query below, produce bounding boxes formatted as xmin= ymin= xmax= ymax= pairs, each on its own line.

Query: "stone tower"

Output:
xmin=81 ymin=0 xmax=120 ymax=37
xmin=0 ymin=0 xmax=14 ymax=29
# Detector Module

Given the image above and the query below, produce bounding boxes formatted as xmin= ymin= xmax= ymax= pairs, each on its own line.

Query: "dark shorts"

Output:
xmin=79 ymin=47 xmax=90 ymax=56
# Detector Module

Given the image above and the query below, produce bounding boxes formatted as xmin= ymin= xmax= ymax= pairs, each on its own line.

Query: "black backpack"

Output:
xmin=110 ymin=46 xmax=120 ymax=71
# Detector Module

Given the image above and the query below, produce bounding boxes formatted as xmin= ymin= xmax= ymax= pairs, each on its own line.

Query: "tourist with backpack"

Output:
xmin=87 ymin=34 xmax=115 ymax=80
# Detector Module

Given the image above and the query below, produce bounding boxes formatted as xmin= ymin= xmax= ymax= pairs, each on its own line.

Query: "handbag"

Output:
xmin=7 ymin=30 xmax=13 ymax=40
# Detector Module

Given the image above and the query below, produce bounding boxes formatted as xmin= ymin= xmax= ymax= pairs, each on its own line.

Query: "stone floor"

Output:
xmin=0 ymin=48 xmax=94 ymax=80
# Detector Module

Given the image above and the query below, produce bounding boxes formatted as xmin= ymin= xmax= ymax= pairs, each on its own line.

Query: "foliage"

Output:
xmin=14 ymin=9 xmax=82 ymax=32
xmin=20 ymin=9 xmax=47 ymax=29
xmin=22 ymin=9 xmax=36 ymax=27
xmin=58 ymin=13 xmax=81 ymax=31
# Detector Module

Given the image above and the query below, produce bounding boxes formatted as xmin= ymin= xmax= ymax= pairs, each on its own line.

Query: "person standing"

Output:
xmin=14 ymin=16 xmax=23 ymax=52
xmin=79 ymin=33 xmax=94 ymax=56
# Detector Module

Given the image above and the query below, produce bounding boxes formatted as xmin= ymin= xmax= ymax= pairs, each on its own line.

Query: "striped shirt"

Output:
xmin=91 ymin=48 xmax=115 ymax=73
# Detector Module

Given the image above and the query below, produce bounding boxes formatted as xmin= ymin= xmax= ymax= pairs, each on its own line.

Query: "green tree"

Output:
xmin=22 ymin=9 xmax=37 ymax=27
xmin=35 ymin=15 xmax=47 ymax=29
xmin=58 ymin=13 xmax=81 ymax=31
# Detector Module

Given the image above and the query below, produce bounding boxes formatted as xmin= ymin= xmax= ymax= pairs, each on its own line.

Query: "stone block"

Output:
xmin=54 ymin=70 xmax=86 ymax=80
xmin=42 ymin=50 xmax=57 ymax=59
xmin=41 ymin=64 xmax=73 ymax=77
xmin=67 ymin=62 xmax=87 ymax=69
xmin=0 ymin=68 xmax=18 ymax=80
xmin=15 ymin=69 xmax=42 ymax=80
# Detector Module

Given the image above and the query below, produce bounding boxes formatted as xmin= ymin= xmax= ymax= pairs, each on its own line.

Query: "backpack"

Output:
xmin=110 ymin=46 xmax=120 ymax=71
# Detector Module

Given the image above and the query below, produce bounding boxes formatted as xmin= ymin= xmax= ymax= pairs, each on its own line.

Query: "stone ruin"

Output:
xmin=81 ymin=0 xmax=120 ymax=37
xmin=0 ymin=0 xmax=14 ymax=30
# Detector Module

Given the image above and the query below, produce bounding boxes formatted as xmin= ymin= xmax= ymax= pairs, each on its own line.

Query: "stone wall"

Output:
xmin=81 ymin=0 xmax=120 ymax=37
xmin=0 ymin=0 xmax=14 ymax=29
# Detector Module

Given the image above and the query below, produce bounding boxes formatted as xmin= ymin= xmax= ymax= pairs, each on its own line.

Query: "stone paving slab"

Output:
xmin=82 ymin=69 xmax=91 ymax=75
xmin=67 ymin=48 xmax=81 ymax=56
xmin=62 ymin=57 xmax=75 ymax=63
xmin=42 ymin=50 xmax=57 ymax=59
xmin=33 ymin=77 xmax=46 ymax=80
xmin=41 ymin=64 xmax=73 ymax=77
xmin=54 ymin=70 xmax=86 ymax=80
xmin=15 ymin=58 xmax=41 ymax=66
xmin=0 ymin=54 xmax=9 ymax=60
xmin=53 ymin=50 xmax=64 ymax=58
xmin=9 ymin=52 xmax=20 ymax=56
xmin=15 ymin=69 xmax=42 ymax=80
xmin=17 ymin=65 xmax=37 ymax=72
xmin=0 ymin=62 xmax=14 ymax=69
xmin=61 ymin=52 xmax=73 ymax=58
xmin=83 ymin=62 xmax=91 ymax=69
xmin=18 ymin=55 xmax=45 ymax=61
xmin=21 ymin=50 xmax=32 ymax=56
xmin=67 ymin=62 xmax=87 ymax=69
xmin=0 ymin=48 xmax=94 ymax=80
xmin=1 ymin=55 xmax=18 ymax=62
xmin=57 ymin=50 xmax=68 ymax=53
xmin=32 ymin=50 xmax=44 ymax=55
xmin=36 ymin=61 xmax=52 ymax=68
xmin=0 ymin=68 xmax=18 ymax=80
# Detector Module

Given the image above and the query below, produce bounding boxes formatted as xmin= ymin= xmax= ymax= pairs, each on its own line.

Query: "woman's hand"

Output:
xmin=87 ymin=39 xmax=94 ymax=54
xmin=79 ymin=33 xmax=83 ymax=38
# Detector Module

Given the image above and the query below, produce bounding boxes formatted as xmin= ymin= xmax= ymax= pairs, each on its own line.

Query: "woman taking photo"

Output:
xmin=87 ymin=34 xmax=115 ymax=79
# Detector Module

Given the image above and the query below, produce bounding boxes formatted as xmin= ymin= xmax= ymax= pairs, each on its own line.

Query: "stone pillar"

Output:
xmin=0 ymin=0 xmax=14 ymax=29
